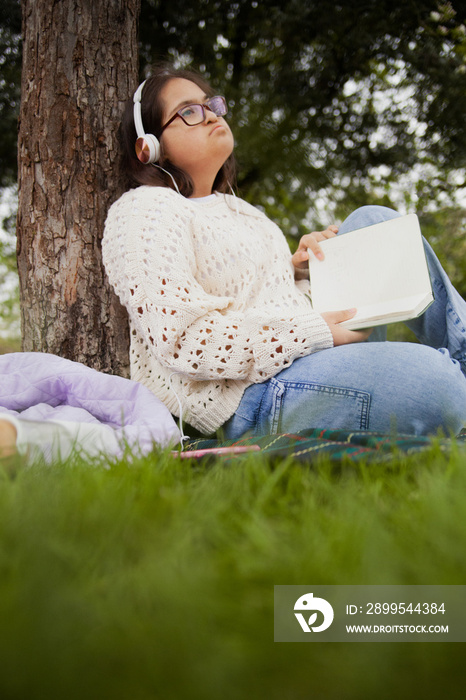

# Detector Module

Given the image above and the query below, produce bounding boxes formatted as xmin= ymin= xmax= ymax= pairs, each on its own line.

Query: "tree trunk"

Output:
xmin=17 ymin=0 xmax=141 ymax=376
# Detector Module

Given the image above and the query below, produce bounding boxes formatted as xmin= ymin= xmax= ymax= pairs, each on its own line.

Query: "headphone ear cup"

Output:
xmin=135 ymin=134 xmax=160 ymax=164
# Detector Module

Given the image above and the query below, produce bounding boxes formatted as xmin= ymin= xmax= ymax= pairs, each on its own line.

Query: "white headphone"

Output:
xmin=133 ymin=80 xmax=161 ymax=164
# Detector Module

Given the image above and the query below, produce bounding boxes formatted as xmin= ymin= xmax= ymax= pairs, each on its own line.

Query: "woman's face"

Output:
xmin=159 ymin=78 xmax=234 ymax=194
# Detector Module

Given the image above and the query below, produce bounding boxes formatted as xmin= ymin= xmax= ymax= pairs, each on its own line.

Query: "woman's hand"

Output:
xmin=321 ymin=309 xmax=373 ymax=346
xmin=292 ymin=225 xmax=339 ymax=271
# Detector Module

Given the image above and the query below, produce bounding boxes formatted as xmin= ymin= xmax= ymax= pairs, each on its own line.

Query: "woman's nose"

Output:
xmin=204 ymin=107 xmax=219 ymax=123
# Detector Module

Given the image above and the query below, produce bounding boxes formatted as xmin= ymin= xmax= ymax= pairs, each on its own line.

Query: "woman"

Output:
xmin=102 ymin=62 xmax=466 ymax=440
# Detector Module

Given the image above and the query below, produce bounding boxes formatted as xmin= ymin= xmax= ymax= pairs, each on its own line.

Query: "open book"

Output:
xmin=308 ymin=213 xmax=434 ymax=330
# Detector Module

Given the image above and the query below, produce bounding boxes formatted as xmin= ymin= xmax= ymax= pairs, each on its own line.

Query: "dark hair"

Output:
xmin=120 ymin=62 xmax=236 ymax=197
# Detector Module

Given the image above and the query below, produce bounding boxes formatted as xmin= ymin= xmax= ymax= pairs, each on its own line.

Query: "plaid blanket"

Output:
xmin=180 ymin=428 xmax=466 ymax=463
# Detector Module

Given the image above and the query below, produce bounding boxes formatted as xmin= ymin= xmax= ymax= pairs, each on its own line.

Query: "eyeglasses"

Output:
xmin=159 ymin=96 xmax=228 ymax=136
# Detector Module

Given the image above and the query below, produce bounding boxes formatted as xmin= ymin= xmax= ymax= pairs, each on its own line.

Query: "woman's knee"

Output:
xmin=422 ymin=349 xmax=466 ymax=434
xmin=338 ymin=205 xmax=401 ymax=235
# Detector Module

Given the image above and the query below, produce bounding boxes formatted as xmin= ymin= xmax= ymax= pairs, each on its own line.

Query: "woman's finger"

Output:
xmin=293 ymin=226 xmax=339 ymax=267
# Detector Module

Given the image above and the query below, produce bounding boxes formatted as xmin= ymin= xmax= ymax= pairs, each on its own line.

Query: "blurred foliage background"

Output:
xmin=1 ymin=0 xmax=466 ymax=341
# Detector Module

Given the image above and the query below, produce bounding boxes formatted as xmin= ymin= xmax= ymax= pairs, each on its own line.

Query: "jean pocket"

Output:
xmin=261 ymin=378 xmax=371 ymax=433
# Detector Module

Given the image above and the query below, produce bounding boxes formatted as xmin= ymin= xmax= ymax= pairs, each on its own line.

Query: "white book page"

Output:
xmin=338 ymin=293 xmax=433 ymax=329
xmin=308 ymin=214 xmax=433 ymax=319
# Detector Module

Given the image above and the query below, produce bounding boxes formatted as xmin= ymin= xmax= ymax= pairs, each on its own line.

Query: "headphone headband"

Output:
xmin=133 ymin=80 xmax=146 ymax=138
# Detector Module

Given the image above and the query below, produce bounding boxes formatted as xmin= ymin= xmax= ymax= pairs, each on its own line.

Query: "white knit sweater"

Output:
xmin=102 ymin=186 xmax=333 ymax=434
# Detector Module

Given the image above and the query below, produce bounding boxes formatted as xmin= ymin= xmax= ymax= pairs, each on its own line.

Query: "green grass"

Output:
xmin=1 ymin=444 xmax=466 ymax=699
xmin=0 ymin=336 xmax=21 ymax=354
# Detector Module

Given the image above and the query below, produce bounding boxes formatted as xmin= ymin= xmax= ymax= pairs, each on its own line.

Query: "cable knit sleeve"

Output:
xmin=103 ymin=187 xmax=333 ymax=385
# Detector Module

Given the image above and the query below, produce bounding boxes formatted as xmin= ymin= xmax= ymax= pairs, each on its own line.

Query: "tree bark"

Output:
xmin=17 ymin=0 xmax=140 ymax=376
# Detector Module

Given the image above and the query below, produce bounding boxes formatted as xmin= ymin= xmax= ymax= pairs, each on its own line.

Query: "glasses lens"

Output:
xmin=178 ymin=104 xmax=205 ymax=125
xmin=206 ymin=96 xmax=227 ymax=116
xmin=177 ymin=97 xmax=228 ymax=127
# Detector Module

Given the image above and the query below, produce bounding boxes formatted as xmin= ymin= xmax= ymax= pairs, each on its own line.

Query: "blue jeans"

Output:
xmin=223 ymin=206 xmax=466 ymax=438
